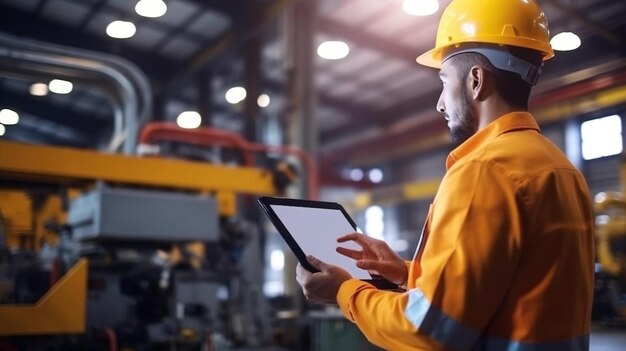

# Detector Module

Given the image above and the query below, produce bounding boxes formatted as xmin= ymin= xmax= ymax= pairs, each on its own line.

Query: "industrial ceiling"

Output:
xmin=0 ymin=0 xmax=625 ymax=179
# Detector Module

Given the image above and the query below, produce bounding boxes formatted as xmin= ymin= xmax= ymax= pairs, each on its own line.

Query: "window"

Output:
xmin=365 ymin=205 xmax=385 ymax=240
xmin=581 ymin=115 xmax=622 ymax=160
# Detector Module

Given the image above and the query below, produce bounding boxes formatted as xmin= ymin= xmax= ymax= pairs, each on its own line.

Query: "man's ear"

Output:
xmin=468 ymin=66 xmax=487 ymax=101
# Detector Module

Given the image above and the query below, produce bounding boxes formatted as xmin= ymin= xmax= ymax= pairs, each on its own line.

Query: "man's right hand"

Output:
xmin=336 ymin=233 xmax=408 ymax=285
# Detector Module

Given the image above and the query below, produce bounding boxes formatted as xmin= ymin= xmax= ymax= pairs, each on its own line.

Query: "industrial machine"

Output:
xmin=0 ymin=126 xmax=315 ymax=350
xmin=593 ymin=191 xmax=626 ymax=325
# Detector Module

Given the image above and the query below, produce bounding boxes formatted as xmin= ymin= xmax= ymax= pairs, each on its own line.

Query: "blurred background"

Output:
xmin=0 ymin=0 xmax=625 ymax=350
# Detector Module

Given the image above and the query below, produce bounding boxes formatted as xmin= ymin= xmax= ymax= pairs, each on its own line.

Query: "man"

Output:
xmin=295 ymin=0 xmax=595 ymax=350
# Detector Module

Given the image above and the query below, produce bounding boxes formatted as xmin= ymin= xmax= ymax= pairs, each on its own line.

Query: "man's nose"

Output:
xmin=436 ymin=94 xmax=445 ymax=113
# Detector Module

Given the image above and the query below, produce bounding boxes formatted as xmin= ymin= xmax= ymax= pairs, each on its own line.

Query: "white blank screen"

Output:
xmin=270 ymin=204 xmax=370 ymax=279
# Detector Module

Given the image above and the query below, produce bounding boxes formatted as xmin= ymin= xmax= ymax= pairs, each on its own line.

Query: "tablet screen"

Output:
xmin=269 ymin=204 xmax=370 ymax=279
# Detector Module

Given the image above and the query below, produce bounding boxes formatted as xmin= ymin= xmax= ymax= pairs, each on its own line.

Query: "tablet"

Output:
xmin=258 ymin=196 xmax=397 ymax=290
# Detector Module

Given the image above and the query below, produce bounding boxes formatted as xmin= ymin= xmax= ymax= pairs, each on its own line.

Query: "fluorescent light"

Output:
xmin=317 ymin=41 xmax=349 ymax=60
xmin=176 ymin=111 xmax=202 ymax=129
xmin=135 ymin=0 xmax=167 ymax=18
xmin=0 ymin=124 xmax=5 ymax=136
xmin=30 ymin=82 xmax=48 ymax=96
xmin=0 ymin=109 xmax=19 ymax=125
xmin=257 ymin=94 xmax=270 ymax=108
xmin=403 ymin=0 xmax=439 ymax=16
xmin=550 ymin=32 xmax=581 ymax=51
xmin=106 ymin=20 xmax=136 ymax=39
xmin=225 ymin=87 xmax=246 ymax=104
xmin=48 ymin=79 xmax=73 ymax=94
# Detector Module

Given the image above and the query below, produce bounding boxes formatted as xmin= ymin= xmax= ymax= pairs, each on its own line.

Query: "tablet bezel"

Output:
xmin=258 ymin=196 xmax=398 ymax=290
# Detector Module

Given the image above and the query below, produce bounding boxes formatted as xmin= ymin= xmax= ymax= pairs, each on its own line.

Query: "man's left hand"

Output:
xmin=296 ymin=255 xmax=352 ymax=305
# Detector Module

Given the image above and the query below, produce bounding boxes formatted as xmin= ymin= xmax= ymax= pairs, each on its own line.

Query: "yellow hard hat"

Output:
xmin=416 ymin=0 xmax=555 ymax=68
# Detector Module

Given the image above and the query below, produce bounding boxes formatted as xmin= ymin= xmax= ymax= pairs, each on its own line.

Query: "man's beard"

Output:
xmin=449 ymin=85 xmax=478 ymax=145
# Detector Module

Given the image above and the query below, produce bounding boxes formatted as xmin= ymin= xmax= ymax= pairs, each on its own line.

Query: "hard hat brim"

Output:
xmin=416 ymin=47 xmax=443 ymax=69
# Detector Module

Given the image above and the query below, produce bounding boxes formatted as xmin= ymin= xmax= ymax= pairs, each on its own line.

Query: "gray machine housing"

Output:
xmin=68 ymin=186 xmax=219 ymax=242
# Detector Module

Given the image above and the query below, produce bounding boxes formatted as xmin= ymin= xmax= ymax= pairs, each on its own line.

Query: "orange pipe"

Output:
xmin=138 ymin=122 xmax=318 ymax=199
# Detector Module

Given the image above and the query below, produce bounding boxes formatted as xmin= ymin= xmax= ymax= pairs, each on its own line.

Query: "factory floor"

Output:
xmin=590 ymin=328 xmax=626 ymax=350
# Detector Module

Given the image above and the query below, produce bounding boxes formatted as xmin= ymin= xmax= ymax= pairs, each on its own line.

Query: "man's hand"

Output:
xmin=296 ymin=255 xmax=352 ymax=305
xmin=337 ymin=233 xmax=408 ymax=285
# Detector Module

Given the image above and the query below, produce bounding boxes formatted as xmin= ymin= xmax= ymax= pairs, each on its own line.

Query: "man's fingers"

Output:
xmin=356 ymin=259 xmax=384 ymax=271
xmin=337 ymin=232 xmax=373 ymax=247
xmin=306 ymin=255 xmax=328 ymax=271
xmin=296 ymin=263 xmax=310 ymax=285
xmin=336 ymin=246 xmax=361 ymax=260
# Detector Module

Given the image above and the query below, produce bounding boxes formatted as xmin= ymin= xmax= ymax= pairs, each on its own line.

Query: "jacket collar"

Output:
xmin=445 ymin=112 xmax=540 ymax=170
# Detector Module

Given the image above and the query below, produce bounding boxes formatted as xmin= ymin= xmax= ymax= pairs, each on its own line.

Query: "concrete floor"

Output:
xmin=590 ymin=329 xmax=626 ymax=351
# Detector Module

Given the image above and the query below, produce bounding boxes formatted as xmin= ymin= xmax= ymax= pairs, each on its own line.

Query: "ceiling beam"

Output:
xmin=320 ymin=88 xmax=441 ymax=143
xmin=544 ymin=0 xmax=623 ymax=46
xmin=185 ymin=0 xmax=242 ymax=20
xmin=0 ymin=4 xmax=179 ymax=83
xmin=162 ymin=0 xmax=297 ymax=94
xmin=316 ymin=16 xmax=417 ymax=63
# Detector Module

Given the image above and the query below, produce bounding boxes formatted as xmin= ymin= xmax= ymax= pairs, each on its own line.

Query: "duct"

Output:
xmin=0 ymin=31 xmax=151 ymax=154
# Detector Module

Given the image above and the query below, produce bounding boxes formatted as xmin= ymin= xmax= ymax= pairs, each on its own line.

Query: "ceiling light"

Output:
xmin=49 ymin=79 xmax=73 ymax=94
xmin=0 ymin=109 xmax=19 ymax=125
xmin=317 ymin=41 xmax=349 ymax=60
xmin=106 ymin=20 xmax=136 ymax=39
xmin=403 ymin=0 xmax=439 ymax=16
xmin=135 ymin=0 xmax=167 ymax=18
xmin=225 ymin=87 xmax=247 ymax=104
xmin=176 ymin=111 xmax=202 ymax=129
xmin=257 ymin=94 xmax=270 ymax=108
xmin=368 ymin=168 xmax=384 ymax=183
xmin=550 ymin=31 xmax=581 ymax=51
xmin=350 ymin=168 xmax=364 ymax=181
xmin=0 ymin=124 xmax=5 ymax=136
xmin=30 ymin=82 xmax=48 ymax=96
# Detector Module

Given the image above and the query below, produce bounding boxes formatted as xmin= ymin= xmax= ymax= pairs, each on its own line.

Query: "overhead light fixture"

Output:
xmin=350 ymin=168 xmax=364 ymax=181
xmin=225 ymin=87 xmax=247 ymax=104
xmin=0 ymin=109 xmax=19 ymax=125
xmin=550 ymin=31 xmax=581 ymax=51
xmin=106 ymin=20 xmax=136 ymax=39
xmin=257 ymin=94 xmax=270 ymax=108
xmin=368 ymin=168 xmax=384 ymax=183
xmin=317 ymin=41 xmax=349 ymax=60
xmin=403 ymin=0 xmax=439 ymax=16
xmin=176 ymin=111 xmax=202 ymax=129
xmin=135 ymin=0 xmax=167 ymax=18
xmin=30 ymin=82 xmax=48 ymax=96
xmin=49 ymin=79 xmax=73 ymax=94
xmin=0 ymin=124 xmax=5 ymax=136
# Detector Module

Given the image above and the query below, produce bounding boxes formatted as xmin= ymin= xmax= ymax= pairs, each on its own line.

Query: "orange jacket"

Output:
xmin=337 ymin=112 xmax=595 ymax=351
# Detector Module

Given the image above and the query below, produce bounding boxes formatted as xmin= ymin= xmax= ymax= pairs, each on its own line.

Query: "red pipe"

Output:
xmin=103 ymin=328 xmax=117 ymax=351
xmin=138 ymin=122 xmax=318 ymax=199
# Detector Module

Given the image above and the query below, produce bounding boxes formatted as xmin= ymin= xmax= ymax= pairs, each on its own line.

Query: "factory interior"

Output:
xmin=0 ymin=0 xmax=625 ymax=350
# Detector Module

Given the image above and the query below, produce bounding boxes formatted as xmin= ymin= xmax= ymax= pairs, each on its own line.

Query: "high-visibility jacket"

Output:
xmin=337 ymin=112 xmax=595 ymax=351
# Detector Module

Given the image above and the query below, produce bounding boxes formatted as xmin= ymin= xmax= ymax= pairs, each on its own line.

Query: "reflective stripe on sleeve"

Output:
xmin=404 ymin=288 xmax=480 ymax=351
xmin=404 ymin=288 xmax=589 ymax=351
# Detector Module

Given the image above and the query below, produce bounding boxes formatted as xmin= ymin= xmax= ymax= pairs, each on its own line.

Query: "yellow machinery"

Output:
xmin=594 ymin=191 xmax=626 ymax=322
xmin=0 ymin=139 xmax=286 ymax=347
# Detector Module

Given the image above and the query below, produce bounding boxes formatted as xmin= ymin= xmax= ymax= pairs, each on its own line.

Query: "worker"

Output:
xmin=295 ymin=0 xmax=595 ymax=350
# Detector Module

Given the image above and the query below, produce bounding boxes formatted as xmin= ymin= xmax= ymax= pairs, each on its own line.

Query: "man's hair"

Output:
xmin=448 ymin=47 xmax=543 ymax=110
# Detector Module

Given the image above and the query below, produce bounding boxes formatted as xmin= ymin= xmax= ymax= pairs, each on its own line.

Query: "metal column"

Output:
xmin=285 ymin=0 xmax=318 ymax=199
